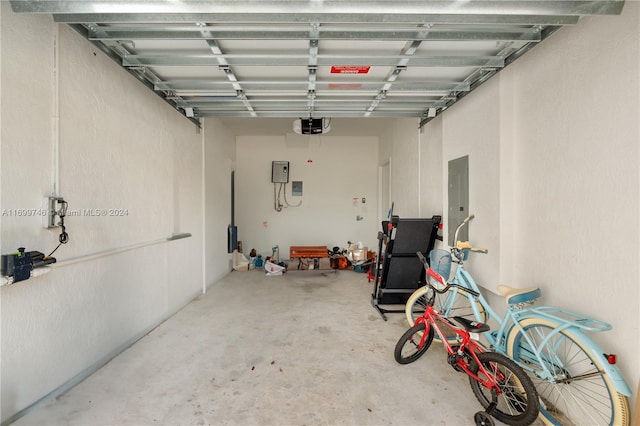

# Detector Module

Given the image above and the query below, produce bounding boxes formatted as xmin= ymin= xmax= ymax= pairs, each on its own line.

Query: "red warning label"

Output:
xmin=330 ymin=65 xmax=371 ymax=74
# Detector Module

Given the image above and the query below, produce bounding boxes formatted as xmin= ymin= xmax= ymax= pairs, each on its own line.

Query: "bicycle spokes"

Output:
xmin=512 ymin=322 xmax=623 ymax=425
xmin=469 ymin=352 xmax=539 ymax=425
xmin=483 ymin=362 xmax=526 ymax=411
xmin=408 ymin=335 xmax=422 ymax=349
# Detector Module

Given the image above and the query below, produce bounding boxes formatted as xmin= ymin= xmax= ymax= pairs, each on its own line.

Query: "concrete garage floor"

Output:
xmin=15 ymin=269 xmax=536 ymax=426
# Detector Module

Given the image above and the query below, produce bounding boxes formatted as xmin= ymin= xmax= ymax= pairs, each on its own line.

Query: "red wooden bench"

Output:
xmin=289 ymin=246 xmax=328 ymax=259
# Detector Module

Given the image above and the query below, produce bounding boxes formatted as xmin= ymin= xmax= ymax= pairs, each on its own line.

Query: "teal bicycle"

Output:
xmin=405 ymin=215 xmax=631 ymax=426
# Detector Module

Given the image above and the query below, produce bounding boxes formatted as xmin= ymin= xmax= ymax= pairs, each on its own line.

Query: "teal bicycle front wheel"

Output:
xmin=405 ymin=285 xmax=486 ymax=343
xmin=506 ymin=318 xmax=630 ymax=426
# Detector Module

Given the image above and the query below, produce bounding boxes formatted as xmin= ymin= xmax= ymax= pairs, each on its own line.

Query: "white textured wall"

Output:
xmin=418 ymin=117 xmax=443 ymax=221
xmin=1 ymin=2 xmax=637 ymax=421
xmin=440 ymin=80 xmax=502 ymax=291
xmin=0 ymin=8 xmax=231 ymax=423
xmin=204 ymin=118 xmax=235 ymax=286
xmin=235 ymin=135 xmax=378 ymax=257
xmin=377 ymin=118 xmax=423 ymax=217
xmin=507 ymin=5 xmax=639 ymax=392
xmin=420 ymin=2 xmax=639 ymax=400
xmin=390 ymin=119 xmax=421 ymax=217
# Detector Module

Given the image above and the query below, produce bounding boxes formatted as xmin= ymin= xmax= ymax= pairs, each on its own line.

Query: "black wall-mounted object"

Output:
xmin=228 ymin=225 xmax=238 ymax=254
xmin=1 ymin=248 xmax=56 ymax=283
xmin=302 ymin=118 xmax=324 ymax=134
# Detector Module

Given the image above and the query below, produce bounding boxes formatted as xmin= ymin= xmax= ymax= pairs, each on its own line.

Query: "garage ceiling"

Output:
xmin=11 ymin=1 xmax=625 ymax=127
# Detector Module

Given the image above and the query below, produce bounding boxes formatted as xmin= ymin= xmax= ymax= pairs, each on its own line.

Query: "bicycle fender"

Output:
xmin=571 ymin=327 xmax=632 ymax=396
xmin=509 ymin=319 xmax=632 ymax=397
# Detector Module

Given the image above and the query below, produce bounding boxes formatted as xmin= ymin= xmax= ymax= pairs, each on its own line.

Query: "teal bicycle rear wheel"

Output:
xmin=507 ymin=318 xmax=630 ymax=426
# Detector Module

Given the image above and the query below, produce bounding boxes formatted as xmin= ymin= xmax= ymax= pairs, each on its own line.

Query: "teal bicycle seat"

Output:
xmin=497 ymin=285 xmax=541 ymax=305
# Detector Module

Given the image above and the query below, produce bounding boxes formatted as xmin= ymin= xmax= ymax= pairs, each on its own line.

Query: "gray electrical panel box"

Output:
xmin=448 ymin=155 xmax=469 ymax=245
xmin=272 ymin=161 xmax=289 ymax=183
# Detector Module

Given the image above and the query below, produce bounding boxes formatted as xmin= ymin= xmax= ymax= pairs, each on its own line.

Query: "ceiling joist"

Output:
xmin=88 ymin=27 xmax=545 ymax=42
xmin=10 ymin=0 xmax=626 ymax=122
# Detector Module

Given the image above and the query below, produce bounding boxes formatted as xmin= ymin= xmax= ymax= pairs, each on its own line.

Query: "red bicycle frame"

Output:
xmin=414 ymin=270 xmax=506 ymax=394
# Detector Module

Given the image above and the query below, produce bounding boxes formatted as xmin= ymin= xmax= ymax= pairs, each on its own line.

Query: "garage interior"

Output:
xmin=1 ymin=1 xmax=638 ymax=425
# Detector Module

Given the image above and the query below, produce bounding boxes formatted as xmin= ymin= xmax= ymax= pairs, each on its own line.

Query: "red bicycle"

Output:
xmin=394 ymin=256 xmax=539 ymax=426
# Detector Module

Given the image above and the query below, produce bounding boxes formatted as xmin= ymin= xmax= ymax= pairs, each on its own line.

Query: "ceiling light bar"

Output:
xmin=196 ymin=110 xmax=422 ymax=118
xmin=88 ymin=27 xmax=544 ymax=42
xmin=123 ymin=54 xmax=506 ymax=68
xmin=17 ymin=0 xmax=616 ymax=17
xmin=155 ymin=80 xmax=471 ymax=92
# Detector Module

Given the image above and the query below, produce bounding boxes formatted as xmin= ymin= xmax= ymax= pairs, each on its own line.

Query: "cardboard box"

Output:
xmin=348 ymin=245 xmax=368 ymax=262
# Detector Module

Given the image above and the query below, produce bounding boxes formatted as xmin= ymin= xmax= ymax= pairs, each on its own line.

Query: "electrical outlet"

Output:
xmin=43 ymin=196 xmax=64 ymax=228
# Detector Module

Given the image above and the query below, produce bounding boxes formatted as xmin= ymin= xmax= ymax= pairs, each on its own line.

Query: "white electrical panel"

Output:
xmin=292 ymin=181 xmax=303 ymax=196
xmin=272 ymin=161 xmax=289 ymax=183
